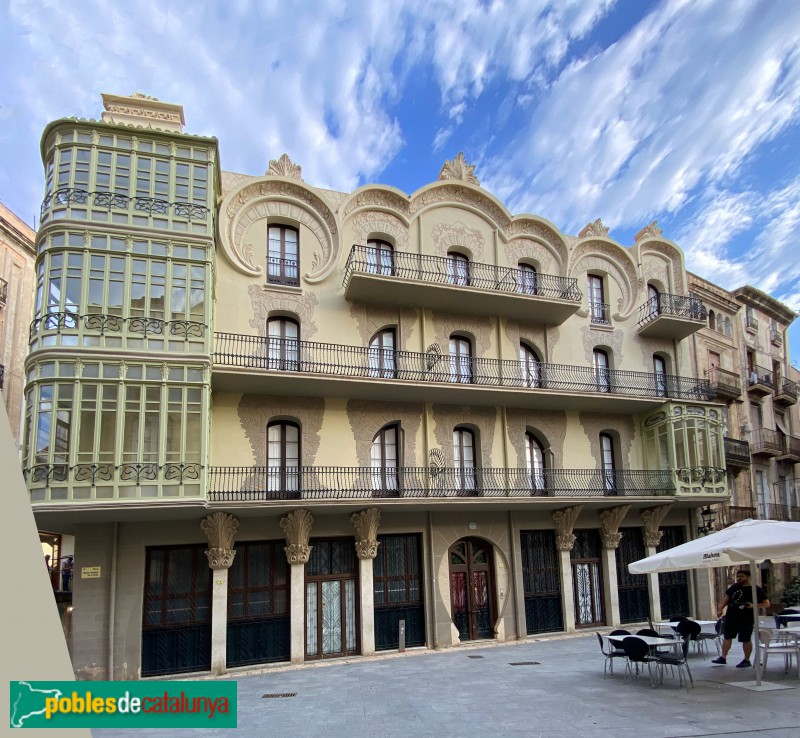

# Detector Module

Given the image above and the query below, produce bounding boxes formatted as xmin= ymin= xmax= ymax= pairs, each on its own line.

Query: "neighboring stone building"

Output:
xmin=688 ymin=274 xmax=799 ymax=601
xmin=27 ymin=93 xmax=735 ymax=680
xmin=0 ymin=202 xmax=36 ymax=449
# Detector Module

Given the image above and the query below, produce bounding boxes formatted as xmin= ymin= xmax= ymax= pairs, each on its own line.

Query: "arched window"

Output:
xmin=653 ymin=354 xmax=667 ymax=398
xmin=267 ymin=317 xmax=299 ymax=371
xmin=449 ymin=335 xmax=473 ymax=384
xmin=267 ymin=225 xmax=299 ymax=286
xmin=517 ymin=263 xmax=538 ymax=295
xmin=519 ymin=343 xmax=541 ymax=388
xmin=708 ymin=310 xmax=716 ymax=331
xmin=593 ymin=349 xmax=610 ymax=393
xmin=588 ymin=274 xmax=608 ymax=324
xmin=267 ymin=421 xmax=300 ymax=495
xmin=371 ymin=424 xmax=399 ymax=495
xmin=525 ymin=432 xmax=546 ymax=494
xmin=600 ymin=433 xmax=616 ymax=494
xmin=647 ymin=284 xmax=661 ymax=317
xmin=368 ymin=328 xmax=396 ymax=378
xmin=447 ymin=252 xmax=470 ymax=286
xmin=724 ymin=317 xmax=732 ymax=337
xmin=366 ymin=239 xmax=394 ymax=276
xmin=453 ymin=427 xmax=477 ymax=492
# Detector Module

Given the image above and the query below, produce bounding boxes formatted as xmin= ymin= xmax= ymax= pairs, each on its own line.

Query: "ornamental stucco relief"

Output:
xmin=431 ymin=312 xmax=493 ymax=358
xmin=342 ymin=188 xmax=410 ymax=218
xmin=266 ymin=153 xmax=302 ymax=180
xmin=346 ymin=400 xmax=423 ymax=467
xmin=505 ymin=219 xmax=569 ymax=272
xmin=409 ymin=183 xmax=511 ymax=228
xmin=580 ymin=325 xmax=624 ymax=366
xmin=237 ymin=395 xmax=324 ymax=466
xmin=579 ymin=412 xmax=636 ymax=468
xmin=431 ymin=221 xmax=486 ymax=261
xmin=568 ymin=240 xmax=639 ymax=318
xmin=639 ymin=241 xmax=685 ymax=294
xmin=505 ymin=409 xmax=568 ymax=468
xmin=432 ymin=404 xmax=497 ymax=467
xmin=634 ymin=220 xmax=663 ymax=242
xmin=501 ymin=237 xmax=556 ymax=274
xmin=637 ymin=336 xmax=674 ymax=370
xmin=504 ymin=321 xmax=547 ymax=360
xmin=599 ymin=505 xmax=630 ymax=550
xmin=641 ymin=505 xmax=672 ymax=547
xmin=578 ymin=219 xmax=610 ymax=239
xmin=248 ymin=285 xmax=319 ymax=340
xmin=349 ymin=210 xmax=410 ymax=250
xmin=219 ymin=178 xmax=340 ymax=283
xmin=438 ymin=152 xmax=480 ymax=185
xmin=348 ymin=303 xmax=417 ymax=348
xmin=552 ymin=506 xmax=583 ymax=551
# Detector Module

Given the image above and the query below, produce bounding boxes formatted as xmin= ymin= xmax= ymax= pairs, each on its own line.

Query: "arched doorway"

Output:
xmin=449 ymin=538 xmax=496 ymax=641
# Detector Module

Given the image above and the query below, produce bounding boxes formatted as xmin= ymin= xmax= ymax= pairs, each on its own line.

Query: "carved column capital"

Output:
xmin=351 ymin=508 xmax=381 ymax=560
xmin=552 ymin=505 xmax=583 ymax=551
xmin=599 ymin=505 xmax=631 ymax=550
xmin=200 ymin=512 xmax=239 ymax=570
xmin=280 ymin=509 xmax=314 ymax=565
xmin=641 ymin=505 xmax=671 ymax=547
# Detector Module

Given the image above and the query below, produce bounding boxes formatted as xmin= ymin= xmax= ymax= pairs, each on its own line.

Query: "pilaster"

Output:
xmin=281 ymin=510 xmax=313 ymax=664
xmin=599 ymin=506 xmax=630 ymax=627
xmin=352 ymin=508 xmax=381 ymax=656
xmin=553 ymin=506 xmax=582 ymax=632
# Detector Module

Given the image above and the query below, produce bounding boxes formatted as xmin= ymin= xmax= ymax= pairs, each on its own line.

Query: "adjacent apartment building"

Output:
xmin=0 ymin=201 xmax=36 ymax=448
xmin=26 ymin=93 xmax=752 ymax=680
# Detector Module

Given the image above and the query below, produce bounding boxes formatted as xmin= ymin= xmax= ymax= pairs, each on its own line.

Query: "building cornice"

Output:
xmin=732 ymin=285 xmax=797 ymax=325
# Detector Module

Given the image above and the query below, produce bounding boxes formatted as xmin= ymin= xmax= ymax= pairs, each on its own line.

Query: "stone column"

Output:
xmin=641 ymin=505 xmax=671 ymax=622
xmin=352 ymin=508 xmax=381 ymax=656
xmin=553 ymin=506 xmax=582 ymax=632
xmin=280 ymin=509 xmax=313 ymax=665
xmin=599 ymin=506 xmax=630 ymax=627
xmin=200 ymin=512 xmax=239 ymax=676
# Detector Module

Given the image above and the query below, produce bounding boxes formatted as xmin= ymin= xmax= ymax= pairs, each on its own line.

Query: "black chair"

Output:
xmin=637 ymin=628 xmax=659 ymax=637
xmin=597 ymin=632 xmax=626 ymax=675
xmin=697 ymin=618 xmax=723 ymax=655
xmin=621 ymin=637 xmax=658 ymax=687
xmin=676 ymin=619 xmax=704 ymax=657
xmin=777 ymin=609 xmax=800 ymax=629
xmin=669 ymin=616 xmax=688 ymax=622
xmin=609 ymin=629 xmax=631 ymax=636
xmin=656 ymin=633 xmax=694 ymax=690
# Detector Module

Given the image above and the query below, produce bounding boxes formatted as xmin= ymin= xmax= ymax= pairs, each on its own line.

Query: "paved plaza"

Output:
xmin=94 ymin=634 xmax=800 ymax=738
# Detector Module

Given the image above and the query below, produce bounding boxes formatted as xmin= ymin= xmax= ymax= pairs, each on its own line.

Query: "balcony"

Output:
xmin=724 ymin=436 xmax=751 ymax=468
xmin=721 ymin=505 xmax=757 ymax=526
xmin=589 ymin=301 xmax=611 ymax=326
xmin=212 ymin=333 xmax=715 ymax=414
xmin=777 ymin=434 xmax=800 ymax=463
xmin=762 ymin=503 xmax=800 ymax=522
xmin=342 ymin=245 xmax=582 ymax=324
xmin=208 ymin=466 xmax=682 ymax=502
xmin=771 ymin=327 xmax=783 ymax=346
xmin=708 ymin=367 xmax=742 ymax=401
xmin=746 ymin=365 xmax=774 ymax=397
xmin=636 ymin=293 xmax=708 ymax=340
xmin=0 ymin=276 xmax=7 ymax=307
xmin=746 ymin=314 xmax=759 ymax=332
xmin=749 ymin=428 xmax=783 ymax=457
xmin=774 ymin=377 xmax=798 ymax=407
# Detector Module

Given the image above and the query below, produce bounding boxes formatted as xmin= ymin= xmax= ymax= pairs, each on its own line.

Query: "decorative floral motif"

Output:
xmin=248 ymin=285 xmax=319 ymax=339
xmin=345 ymin=399 xmax=423 ymax=466
xmin=431 ymin=221 xmax=485 ymax=261
xmin=599 ymin=506 xmax=631 ymax=550
xmin=552 ymin=506 xmax=583 ymax=551
xmin=200 ymin=512 xmax=239 ymax=569
xmin=281 ymin=510 xmax=314 ymax=564
xmin=634 ymin=220 xmax=664 ymax=242
xmin=641 ymin=505 xmax=671 ymax=547
xmin=342 ymin=188 xmax=410 ymax=218
xmin=578 ymin=219 xmax=609 ymax=239
xmin=568 ymin=240 xmax=639 ymax=318
xmin=350 ymin=211 xmax=410 ymax=251
xmin=409 ymin=184 xmax=510 ymax=228
xmin=267 ymin=153 xmax=303 ymax=180
xmin=351 ymin=508 xmax=382 ymax=560
xmin=438 ymin=152 xmax=480 ymax=185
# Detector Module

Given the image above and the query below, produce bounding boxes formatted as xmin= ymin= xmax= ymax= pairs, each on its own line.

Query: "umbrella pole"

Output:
xmin=751 ymin=560 xmax=761 ymax=687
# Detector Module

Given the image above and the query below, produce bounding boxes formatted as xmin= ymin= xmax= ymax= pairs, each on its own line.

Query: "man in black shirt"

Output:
xmin=711 ymin=569 xmax=770 ymax=668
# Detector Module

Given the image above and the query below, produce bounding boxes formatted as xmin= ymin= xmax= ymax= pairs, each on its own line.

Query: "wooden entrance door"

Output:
xmin=305 ymin=539 xmax=359 ymax=660
xmin=449 ymin=538 xmax=496 ymax=641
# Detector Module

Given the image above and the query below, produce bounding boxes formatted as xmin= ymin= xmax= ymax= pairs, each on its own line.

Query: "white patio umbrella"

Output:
xmin=629 ymin=518 xmax=800 ymax=686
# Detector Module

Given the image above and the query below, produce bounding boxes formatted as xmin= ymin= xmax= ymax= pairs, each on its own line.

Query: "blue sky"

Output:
xmin=1 ymin=0 xmax=799 ymax=365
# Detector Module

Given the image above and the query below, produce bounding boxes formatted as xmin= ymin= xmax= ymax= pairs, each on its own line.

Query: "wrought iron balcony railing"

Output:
xmin=721 ymin=505 xmax=757 ymax=526
xmin=779 ymin=435 xmax=800 ymax=458
xmin=30 ymin=311 xmax=207 ymax=341
xmin=24 ymin=462 xmax=203 ymax=487
xmin=212 ymin=333 xmax=714 ymax=401
xmin=747 ymin=364 xmax=774 ymax=390
xmin=343 ymin=245 xmax=582 ymax=301
xmin=762 ymin=503 xmax=800 ymax=522
xmin=637 ymin=292 xmax=707 ymax=327
xmin=589 ymin=301 xmax=611 ymax=325
xmin=0 ymin=276 xmax=7 ymax=307
xmin=750 ymin=428 xmax=783 ymax=454
xmin=771 ymin=327 xmax=783 ymax=345
xmin=208 ymin=466 xmax=677 ymax=501
xmin=708 ymin=367 xmax=741 ymax=396
xmin=746 ymin=314 xmax=759 ymax=331
xmin=40 ymin=187 xmax=210 ymax=223
xmin=776 ymin=377 xmax=798 ymax=403
xmin=266 ymin=257 xmax=299 ymax=287
xmin=723 ymin=436 xmax=750 ymax=465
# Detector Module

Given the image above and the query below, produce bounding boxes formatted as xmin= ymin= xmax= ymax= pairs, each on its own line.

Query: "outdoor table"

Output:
xmin=776 ymin=613 xmax=800 ymax=628
xmin=655 ymin=620 xmax=717 ymax=635
xmin=605 ymin=635 xmax=681 ymax=687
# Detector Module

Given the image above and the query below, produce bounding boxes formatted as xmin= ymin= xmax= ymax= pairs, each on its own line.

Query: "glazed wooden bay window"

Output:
xmin=30 ymin=243 xmax=208 ymax=351
xmin=24 ymin=360 xmax=207 ymax=501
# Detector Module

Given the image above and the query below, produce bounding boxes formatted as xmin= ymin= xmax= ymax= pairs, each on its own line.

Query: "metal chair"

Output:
xmin=758 ymin=628 xmax=800 ymax=677
xmin=696 ymin=617 xmax=723 ymax=656
xmin=776 ymin=608 xmax=800 ymax=629
xmin=596 ymin=632 xmax=626 ymax=675
xmin=675 ymin=619 xmax=704 ymax=657
xmin=621 ymin=636 xmax=658 ymax=687
xmin=656 ymin=633 xmax=694 ymax=690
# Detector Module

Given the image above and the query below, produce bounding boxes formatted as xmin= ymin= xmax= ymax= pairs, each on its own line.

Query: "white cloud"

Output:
xmin=432 ymin=127 xmax=453 ymax=152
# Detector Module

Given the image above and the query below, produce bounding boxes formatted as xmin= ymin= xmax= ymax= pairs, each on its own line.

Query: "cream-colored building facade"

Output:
xmin=28 ymin=93 xmax=737 ymax=680
xmin=0 ymin=202 xmax=36 ymax=449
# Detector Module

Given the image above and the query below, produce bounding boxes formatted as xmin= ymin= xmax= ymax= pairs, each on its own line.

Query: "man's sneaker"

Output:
xmin=736 ymin=659 xmax=752 ymax=668
xmin=711 ymin=656 xmax=727 ymax=665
